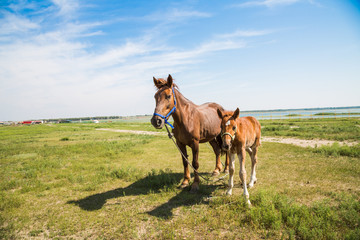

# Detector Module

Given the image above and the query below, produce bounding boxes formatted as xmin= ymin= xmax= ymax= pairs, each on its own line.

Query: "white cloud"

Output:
xmin=235 ymin=0 xmax=301 ymax=8
xmin=0 ymin=12 xmax=39 ymax=36
xmin=52 ymin=0 xmax=79 ymax=17
xmin=145 ymin=8 xmax=211 ymax=22
xmin=216 ymin=29 xmax=273 ymax=39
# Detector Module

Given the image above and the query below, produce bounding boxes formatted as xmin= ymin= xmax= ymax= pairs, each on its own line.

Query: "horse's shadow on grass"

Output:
xmin=67 ymin=172 xmax=224 ymax=219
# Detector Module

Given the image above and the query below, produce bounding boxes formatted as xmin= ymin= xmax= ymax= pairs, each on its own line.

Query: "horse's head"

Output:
xmin=151 ymin=74 xmax=176 ymax=129
xmin=217 ymin=108 xmax=240 ymax=151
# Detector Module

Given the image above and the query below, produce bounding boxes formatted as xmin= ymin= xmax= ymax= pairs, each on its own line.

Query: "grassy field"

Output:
xmin=1 ymin=118 xmax=359 ymax=239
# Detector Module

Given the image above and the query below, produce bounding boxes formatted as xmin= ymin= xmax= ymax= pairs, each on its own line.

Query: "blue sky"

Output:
xmin=0 ymin=0 xmax=359 ymax=121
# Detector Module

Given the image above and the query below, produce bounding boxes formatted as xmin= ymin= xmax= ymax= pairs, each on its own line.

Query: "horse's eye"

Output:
xmin=232 ymin=126 xmax=236 ymax=131
xmin=166 ymin=95 xmax=171 ymax=100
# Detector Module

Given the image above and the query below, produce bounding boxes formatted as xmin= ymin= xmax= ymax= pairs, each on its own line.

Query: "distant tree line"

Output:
xmin=42 ymin=114 xmax=152 ymax=123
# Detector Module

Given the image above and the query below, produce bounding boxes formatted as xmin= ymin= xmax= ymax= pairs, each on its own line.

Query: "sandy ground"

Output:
xmin=96 ymin=128 xmax=358 ymax=148
xmin=261 ymin=136 xmax=357 ymax=148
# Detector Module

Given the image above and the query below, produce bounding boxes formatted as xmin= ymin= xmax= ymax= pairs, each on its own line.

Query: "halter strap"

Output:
xmin=153 ymin=87 xmax=176 ymax=129
xmin=221 ymin=125 xmax=237 ymax=141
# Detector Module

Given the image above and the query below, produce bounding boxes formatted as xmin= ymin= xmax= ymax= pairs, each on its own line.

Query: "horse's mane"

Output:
xmin=154 ymin=78 xmax=179 ymax=90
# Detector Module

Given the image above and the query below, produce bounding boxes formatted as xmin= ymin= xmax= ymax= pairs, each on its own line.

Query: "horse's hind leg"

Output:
xmin=209 ymin=139 xmax=223 ymax=176
xmin=248 ymin=146 xmax=258 ymax=188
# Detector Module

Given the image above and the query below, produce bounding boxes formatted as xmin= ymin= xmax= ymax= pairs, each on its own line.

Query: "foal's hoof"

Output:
xmin=248 ymin=179 xmax=257 ymax=189
xmin=190 ymin=182 xmax=199 ymax=193
xmin=180 ymin=183 xmax=189 ymax=189
xmin=179 ymin=179 xmax=189 ymax=189
xmin=212 ymin=170 xmax=220 ymax=177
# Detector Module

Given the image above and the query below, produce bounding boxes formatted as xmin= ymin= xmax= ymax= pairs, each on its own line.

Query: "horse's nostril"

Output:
xmin=157 ymin=119 xmax=162 ymax=126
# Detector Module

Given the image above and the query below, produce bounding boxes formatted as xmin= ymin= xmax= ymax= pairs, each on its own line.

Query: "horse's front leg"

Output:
xmin=190 ymin=140 xmax=200 ymax=192
xmin=177 ymin=140 xmax=190 ymax=188
xmin=238 ymin=148 xmax=251 ymax=205
xmin=226 ymin=153 xmax=236 ymax=195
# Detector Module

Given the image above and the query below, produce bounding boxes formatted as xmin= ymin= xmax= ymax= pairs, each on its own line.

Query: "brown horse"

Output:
xmin=151 ymin=74 xmax=229 ymax=192
xmin=217 ymin=108 xmax=261 ymax=205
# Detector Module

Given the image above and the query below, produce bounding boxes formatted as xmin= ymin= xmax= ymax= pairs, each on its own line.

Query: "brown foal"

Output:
xmin=217 ymin=108 xmax=261 ymax=205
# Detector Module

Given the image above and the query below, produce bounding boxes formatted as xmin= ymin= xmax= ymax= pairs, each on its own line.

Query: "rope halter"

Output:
xmin=153 ymin=87 xmax=176 ymax=129
xmin=221 ymin=125 xmax=237 ymax=141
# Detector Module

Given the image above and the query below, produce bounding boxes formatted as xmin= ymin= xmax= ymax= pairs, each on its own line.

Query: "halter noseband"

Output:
xmin=221 ymin=125 xmax=237 ymax=141
xmin=153 ymin=87 xmax=176 ymax=129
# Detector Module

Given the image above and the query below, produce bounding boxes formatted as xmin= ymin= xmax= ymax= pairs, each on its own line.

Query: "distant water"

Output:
xmin=239 ymin=106 xmax=360 ymax=120
xmin=70 ymin=106 xmax=359 ymax=123
xmin=127 ymin=106 xmax=360 ymax=123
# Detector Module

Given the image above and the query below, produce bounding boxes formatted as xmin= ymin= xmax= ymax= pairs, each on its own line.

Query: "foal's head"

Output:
xmin=151 ymin=74 xmax=176 ymax=129
xmin=217 ymin=108 xmax=240 ymax=151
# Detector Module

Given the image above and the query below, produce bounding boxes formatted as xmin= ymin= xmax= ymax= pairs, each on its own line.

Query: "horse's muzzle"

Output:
xmin=151 ymin=115 xmax=164 ymax=129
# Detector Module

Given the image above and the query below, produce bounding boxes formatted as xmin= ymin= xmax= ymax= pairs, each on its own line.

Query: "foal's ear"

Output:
xmin=233 ymin=108 xmax=240 ymax=119
xmin=167 ymin=74 xmax=173 ymax=87
xmin=153 ymin=77 xmax=162 ymax=89
xmin=217 ymin=108 xmax=223 ymax=119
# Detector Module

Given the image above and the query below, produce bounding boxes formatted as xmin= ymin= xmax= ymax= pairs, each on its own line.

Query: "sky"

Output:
xmin=0 ymin=0 xmax=359 ymax=121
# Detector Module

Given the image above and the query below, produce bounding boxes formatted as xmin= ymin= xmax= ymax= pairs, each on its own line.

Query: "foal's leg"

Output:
xmin=190 ymin=140 xmax=200 ymax=192
xmin=226 ymin=153 xmax=236 ymax=195
xmin=224 ymin=152 xmax=229 ymax=173
xmin=177 ymin=140 xmax=190 ymax=188
xmin=238 ymin=148 xmax=251 ymax=205
xmin=248 ymin=146 xmax=258 ymax=188
xmin=209 ymin=139 xmax=222 ymax=176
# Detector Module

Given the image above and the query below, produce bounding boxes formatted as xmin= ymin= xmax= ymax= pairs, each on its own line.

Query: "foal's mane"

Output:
xmin=222 ymin=111 xmax=235 ymax=118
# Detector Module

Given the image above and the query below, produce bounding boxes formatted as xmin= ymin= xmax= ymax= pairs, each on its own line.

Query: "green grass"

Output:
xmin=313 ymin=143 xmax=360 ymax=158
xmin=0 ymin=120 xmax=359 ymax=239
xmin=313 ymin=112 xmax=360 ymax=116
xmin=260 ymin=117 xmax=360 ymax=141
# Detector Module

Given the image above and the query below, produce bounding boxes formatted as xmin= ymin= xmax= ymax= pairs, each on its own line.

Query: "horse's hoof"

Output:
xmin=223 ymin=169 xmax=229 ymax=174
xmin=190 ymin=183 xmax=199 ymax=193
xmin=226 ymin=189 xmax=232 ymax=196
xmin=212 ymin=170 xmax=220 ymax=177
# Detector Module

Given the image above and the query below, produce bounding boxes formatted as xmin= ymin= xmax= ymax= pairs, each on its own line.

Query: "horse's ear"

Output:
xmin=153 ymin=77 xmax=162 ymax=89
xmin=233 ymin=108 xmax=240 ymax=119
xmin=167 ymin=74 xmax=173 ymax=87
xmin=217 ymin=108 xmax=223 ymax=119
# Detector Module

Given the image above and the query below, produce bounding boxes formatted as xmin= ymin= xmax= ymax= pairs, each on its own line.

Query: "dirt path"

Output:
xmin=261 ymin=136 xmax=357 ymax=148
xmin=96 ymin=128 xmax=357 ymax=148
